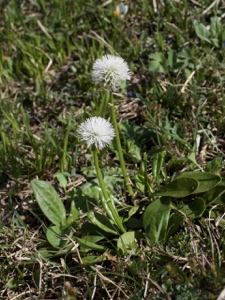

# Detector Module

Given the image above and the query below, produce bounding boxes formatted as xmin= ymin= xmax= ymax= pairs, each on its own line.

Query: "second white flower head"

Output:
xmin=91 ymin=55 xmax=131 ymax=91
xmin=78 ymin=117 xmax=115 ymax=149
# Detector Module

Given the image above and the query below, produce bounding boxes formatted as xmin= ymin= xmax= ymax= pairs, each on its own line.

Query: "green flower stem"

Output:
xmin=99 ymin=90 xmax=109 ymax=117
xmin=61 ymin=120 xmax=72 ymax=173
xmin=109 ymin=92 xmax=134 ymax=197
xmin=93 ymin=148 xmax=126 ymax=233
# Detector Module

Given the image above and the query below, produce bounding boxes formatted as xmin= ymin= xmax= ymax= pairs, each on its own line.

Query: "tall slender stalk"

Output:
xmin=93 ymin=147 xmax=126 ymax=233
xmin=99 ymin=90 xmax=109 ymax=117
xmin=61 ymin=121 xmax=71 ymax=173
xmin=109 ymin=92 xmax=134 ymax=197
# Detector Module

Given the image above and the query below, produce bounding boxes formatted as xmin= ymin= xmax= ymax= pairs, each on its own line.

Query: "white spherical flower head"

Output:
xmin=91 ymin=55 xmax=131 ymax=91
xmin=78 ymin=117 xmax=115 ymax=149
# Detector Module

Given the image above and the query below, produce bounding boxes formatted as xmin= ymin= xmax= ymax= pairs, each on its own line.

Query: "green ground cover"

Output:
xmin=1 ymin=0 xmax=225 ymax=299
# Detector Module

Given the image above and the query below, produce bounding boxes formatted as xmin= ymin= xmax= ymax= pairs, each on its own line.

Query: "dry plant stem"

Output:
xmin=109 ymin=91 xmax=134 ymax=197
xmin=93 ymin=147 xmax=126 ymax=233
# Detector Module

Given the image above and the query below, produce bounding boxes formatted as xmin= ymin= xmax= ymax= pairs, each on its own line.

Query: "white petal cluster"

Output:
xmin=78 ymin=117 xmax=115 ymax=149
xmin=114 ymin=3 xmax=128 ymax=18
xmin=91 ymin=55 xmax=131 ymax=91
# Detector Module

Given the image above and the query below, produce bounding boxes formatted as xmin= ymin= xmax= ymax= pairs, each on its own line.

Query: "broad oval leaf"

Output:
xmin=117 ymin=231 xmax=144 ymax=254
xmin=31 ymin=180 xmax=66 ymax=226
xmin=193 ymin=20 xmax=211 ymax=44
xmin=46 ymin=224 xmax=71 ymax=248
xmin=180 ymin=198 xmax=206 ymax=219
xmin=153 ymin=178 xmax=198 ymax=198
xmin=143 ymin=197 xmax=171 ymax=244
xmin=178 ymin=172 xmax=221 ymax=194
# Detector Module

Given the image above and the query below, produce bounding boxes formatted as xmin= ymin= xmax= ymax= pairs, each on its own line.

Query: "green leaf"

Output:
xmin=87 ymin=211 xmax=118 ymax=235
xmin=178 ymin=172 xmax=221 ymax=194
xmin=167 ymin=212 xmax=184 ymax=239
xmin=46 ymin=224 xmax=71 ymax=248
xmin=102 ymin=175 xmax=124 ymax=193
xmin=74 ymin=236 xmax=106 ymax=251
xmin=205 ymin=157 xmax=223 ymax=174
xmin=117 ymin=231 xmax=144 ymax=254
xmin=82 ymin=253 xmax=108 ymax=264
xmin=152 ymin=151 xmax=166 ymax=182
xmin=31 ymin=180 xmax=66 ymax=226
xmin=193 ymin=20 xmax=211 ymax=44
xmin=149 ymin=52 xmax=167 ymax=73
xmin=153 ymin=178 xmax=198 ymax=198
xmin=135 ymin=163 xmax=153 ymax=194
xmin=203 ymin=185 xmax=225 ymax=205
xmin=53 ymin=172 xmax=67 ymax=188
xmin=128 ymin=206 xmax=140 ymax=218
xmin=168 ymin=49 xmax=177 ymax=68
xmin=33 ymin=269 xmax=41 ymax=289
xmin=211 ymin=38 xmax=220 ymax=48
xmin=180 ymin=198 xmax=205 ymax=219
xmin=209 ymin=16 xmax=222 ymax=43
xmin=125 ymin=217 xmax=143 ymax=229
xmin=187 ymin=152 xmax=203 ymax=169
xmin=66 ymin=200 xmax=79 ymax=226
xmin=7 ymin=278 xmax=25 ymax=289
xmin=126 ymin=140 xmax=142 ymax=163
xmin=216 ymin=218 xmax=225 ymax=229
xmin=143 ymin=197 xmax=171 ymax=243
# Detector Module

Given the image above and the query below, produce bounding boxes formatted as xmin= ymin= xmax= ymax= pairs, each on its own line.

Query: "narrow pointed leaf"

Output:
xmin=74 ymin=236 xmax=106 ymax=251
xmin=87 ymin=211 xmax=118 ymax=235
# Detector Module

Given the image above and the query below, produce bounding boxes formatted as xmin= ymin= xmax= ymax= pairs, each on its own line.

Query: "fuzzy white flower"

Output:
xmin=78 ymin=117 xmax=115 ymax=149
xmin=113 ymin=3 xmax=128 ymax=18
xmin=91 ymin=55 xmax=131 ymax=91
